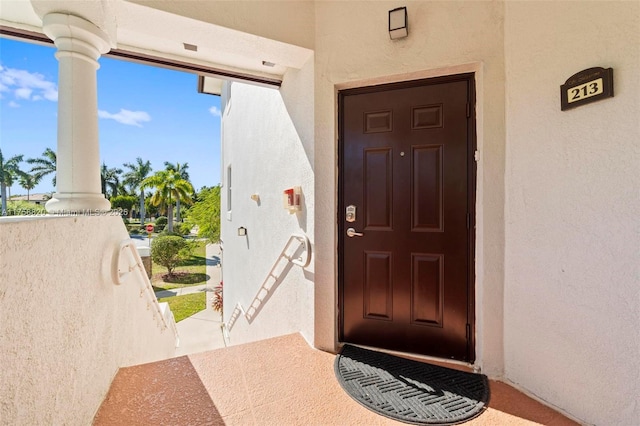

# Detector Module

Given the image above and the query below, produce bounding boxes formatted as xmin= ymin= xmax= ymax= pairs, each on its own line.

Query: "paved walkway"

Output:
xmin=155 ymin=283 xmax=210 ymax=299
xmin=96 ymin=333 xmax=579 ymax=426
xmin=168 ymin=243 xmax=227 ymax=357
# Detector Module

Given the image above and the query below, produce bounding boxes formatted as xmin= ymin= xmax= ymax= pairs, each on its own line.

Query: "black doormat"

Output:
xmin=335 ymin=345 xmax=489 ymax=425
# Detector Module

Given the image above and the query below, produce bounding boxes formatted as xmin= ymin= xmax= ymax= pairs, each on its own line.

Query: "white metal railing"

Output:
xmin=224 ymin=233 xmax=311 ymax=333
xmin=113 ymin=239 xmax=179 ymax=344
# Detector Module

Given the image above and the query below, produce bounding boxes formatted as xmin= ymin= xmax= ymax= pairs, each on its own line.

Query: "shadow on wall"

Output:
xmin=279 ymin=55 xmax=315 ymax=172
xmin=226 ymin=238 xmax=309 ymax=332
xmin=303 ymin=269 xmax=314 ymax=282
xmin=239 ymin=230 xmax=250 ymax=250
xmin=295 ymin=187 xmax=307 ymax=233
xmin=246 ymin=241 xmax=307 ymax=324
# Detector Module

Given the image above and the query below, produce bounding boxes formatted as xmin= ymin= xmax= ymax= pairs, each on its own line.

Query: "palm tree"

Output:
xmin=116 ymin=180 xmax=130 ymax=198
xmin=164 ymin=161 xmax=190 ymax=222
xmin=0 ymin=149 xmax=25 ymax=215
xmin=19 ymin=174 xmax=41 ymax=201
xmin=27 ymin=148 xmax=57 ymax=187
xmin=123 ymin=157 xmax=152 ymax=225
xmin=141 ymin=169 xmax=194 ymax=232
xmin=5 ymin=169 xmax=16 ymax=200
xmin=100 ymin=163 xmax=123 ymax=198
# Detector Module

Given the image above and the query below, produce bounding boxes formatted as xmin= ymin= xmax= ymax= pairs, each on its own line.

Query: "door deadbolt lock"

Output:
xmin=346 ymin=205 xmax=356 ymax=222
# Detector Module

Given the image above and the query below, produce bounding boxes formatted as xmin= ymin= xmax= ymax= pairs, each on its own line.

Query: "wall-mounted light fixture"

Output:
xmin=389 ymin=7 xmax=408 ymax=39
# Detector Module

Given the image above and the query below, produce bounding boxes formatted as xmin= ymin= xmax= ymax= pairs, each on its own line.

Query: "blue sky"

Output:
xmin=0 ymin=37 xmax=221 ymax=195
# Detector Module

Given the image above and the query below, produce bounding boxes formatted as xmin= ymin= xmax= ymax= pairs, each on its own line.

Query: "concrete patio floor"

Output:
xmin=94 ymin=333 xmax=579 ymax=425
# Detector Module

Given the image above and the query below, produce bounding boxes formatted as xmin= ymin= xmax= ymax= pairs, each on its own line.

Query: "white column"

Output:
xmin=42 ymin=13 xmax=111 ymax=213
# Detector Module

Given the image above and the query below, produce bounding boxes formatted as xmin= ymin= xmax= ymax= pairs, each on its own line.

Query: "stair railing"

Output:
xmin=224 ymin=233 xmax=311 ymax=333
xmin=113 ymin=239 xmax=179 ymax=343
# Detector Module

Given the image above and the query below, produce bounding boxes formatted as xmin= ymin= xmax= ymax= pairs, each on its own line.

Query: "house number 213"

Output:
xmin=568 ymin=78 xmax=603 ymax=104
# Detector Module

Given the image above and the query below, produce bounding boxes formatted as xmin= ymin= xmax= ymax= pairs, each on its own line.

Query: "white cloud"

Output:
xmin=0 ymin=64 xmax=58 ymax=102
xmin=209 ymin=106 xmax=221 ymax=117
xmin=15 ymin=87 xmax=32 ymax=99
xmin=8 ymin=101 xmax=20 ymax=108
xmin=98 ymin=109 xmax=151 ymax=127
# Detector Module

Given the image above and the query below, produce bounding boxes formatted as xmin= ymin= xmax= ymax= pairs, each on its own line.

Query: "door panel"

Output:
xmin=364 ymin=251 xmax=393 ymax=319
xmin=339 ymin=75 xmax=475 ymax=361
xmin=364 ymin=148 xmax=393 ymax=229
xmin=411 ymin=253 xmax=443 ymax=326
xmin=412 ymin=146 xmax=443 ymax=231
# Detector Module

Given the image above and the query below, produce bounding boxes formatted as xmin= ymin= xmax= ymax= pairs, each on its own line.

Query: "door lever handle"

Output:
xmin=346 ymin=227 xmax=364 ymax=237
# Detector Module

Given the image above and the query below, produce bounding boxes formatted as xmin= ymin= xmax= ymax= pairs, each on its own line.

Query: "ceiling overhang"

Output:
xmin=0 ymin=0 xmax=314 ymax=85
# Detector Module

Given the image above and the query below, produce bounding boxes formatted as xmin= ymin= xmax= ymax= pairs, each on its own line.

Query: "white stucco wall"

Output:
xmin=221 ymin=56 xmax=315 ymax=346
xmin=313 ymin=1 xmax=507 ymax=375
xmin=0 ymin=216 xmax=176 ymax=425
xmin=503 ymin=2 xmax=640 ymax=425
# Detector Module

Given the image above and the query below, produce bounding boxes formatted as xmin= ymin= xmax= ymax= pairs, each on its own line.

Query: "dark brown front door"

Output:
xmin=339 ymin=74 xmax=476 ymax=362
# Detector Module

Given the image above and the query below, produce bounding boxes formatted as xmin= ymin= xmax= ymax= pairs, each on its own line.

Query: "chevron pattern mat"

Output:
xmin=335 ymin=345 xmax=489 ymax=425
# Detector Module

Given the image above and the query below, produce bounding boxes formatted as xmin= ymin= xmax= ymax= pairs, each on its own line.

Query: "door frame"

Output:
xmin=337 ymin=73 xmax=478 ymax=362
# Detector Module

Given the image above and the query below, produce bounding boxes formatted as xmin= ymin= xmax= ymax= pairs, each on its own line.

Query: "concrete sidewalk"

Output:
xmin=170 ymin=243 xmax=227 ymax=357
xmin=155 ymin=283 xmax=209 ymax=299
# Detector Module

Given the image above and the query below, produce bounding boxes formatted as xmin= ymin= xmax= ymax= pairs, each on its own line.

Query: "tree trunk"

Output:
xmin=139 ymin=189 xmax=146 ymax=226
xmin=167 ymin=204 xmax=174 ymax=232
xmin=1 ymin=183 xmax=7 ymax=215
xmin=27 ymin=189 xmax=30 ymax=201
xmin=176 ymin=198 xmax=181 ymax=222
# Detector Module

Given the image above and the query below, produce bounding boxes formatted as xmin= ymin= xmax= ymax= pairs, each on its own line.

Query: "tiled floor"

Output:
xmin=94 ymin=333 xmax=579 ymax=425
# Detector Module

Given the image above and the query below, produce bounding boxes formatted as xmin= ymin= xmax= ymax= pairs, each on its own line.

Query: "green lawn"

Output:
xmin=151 ymin=240 xmax=208 ymax=291
xmin=158 ymin=292 xmax=206 ymax=322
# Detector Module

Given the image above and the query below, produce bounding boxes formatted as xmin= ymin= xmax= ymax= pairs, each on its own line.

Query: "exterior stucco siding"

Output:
xmin=503 ymin=2 xmax=640 ymax=425
xmin=0 ymin=216 xmax=176 ymax=424
xmin=220 ymin=57 xmax=315 ymax=346
xmin=312 ymin=0 xmax=507 ymax=376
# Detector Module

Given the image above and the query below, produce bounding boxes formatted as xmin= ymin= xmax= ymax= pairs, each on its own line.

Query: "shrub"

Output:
xmin=184 ymin=186 xmax=220 ymax=243
xmin=110 ymin=195 xmax=137 ymax=214
xmin=212 ymin=281 xmax=223 ymax=313
xmin=155 ymin=216 xmax=167 ymax=232
xmin=178 ymin=222 xmax=193 ymax=235
xmin=151 ymin=235 xmax=189 ymax=275
xmin=159 ymin=230 xmax=183 ymax=238
xmin=126 ymin=223 xmax=144 ymax=233
xmin=5 ymin=201 xmax=46 ymax=216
